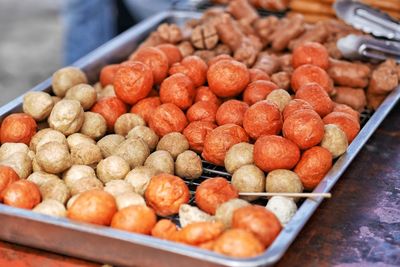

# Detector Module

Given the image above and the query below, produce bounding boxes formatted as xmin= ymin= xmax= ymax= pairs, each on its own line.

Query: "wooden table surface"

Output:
xmin=0 ymin=105 xmax=399 ymax=267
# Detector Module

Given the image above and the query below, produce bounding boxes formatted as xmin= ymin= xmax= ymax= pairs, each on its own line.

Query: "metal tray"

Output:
xmin=0 ymin=10 xmax=399 ymax=267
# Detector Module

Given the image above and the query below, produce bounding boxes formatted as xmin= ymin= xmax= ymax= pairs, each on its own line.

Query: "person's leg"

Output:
xmin=62 ymin=0 xmax=117 ymax=65
xmin=123 ymin=0 xmax=172 ymax=21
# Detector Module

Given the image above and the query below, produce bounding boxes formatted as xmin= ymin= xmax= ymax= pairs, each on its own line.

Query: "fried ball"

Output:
xmin=207 ymin=54 xmax=233 ymax=67
xmin=100 ymin=64 xmax=120 ymax=87
xmin=291 ymin=64 xmax=333 ymax=93
xmin=292 ymin=42 xmax=329 ymax=70
xmin=145 ymin=174 xmax=190 ymax=216
xmin=39 ymin=179 xmax=70 ymax=204
xmin=130 ymin=97 xmax=161 ymax=124
xmin=265 ymin=89 xmax=291 ymax=112
xmin=283 ymin=109 xmax=324 ymax=150
xmin=0 ymin=143 xmax=29 ymax=161
xmin=125 ymin=166 xmax=159 ymax=196
xmin=321 ymin=124 xmax=348 ymax=158
xmin=65 ymin=84 xmax=97 ymax=110
xmin=282 ymin=99 xmax=313 ymax=120
xmin=149 ymin=103 xmax=188 ymax=137
xmin=224 ymin=142 xmax=254 ymax=174
xmin=295 ymin=83 xmax=333 ymax=117
xmin=169 ymin=56 xmax=208 ymax=87
xmin=194 ymin=86 xmax=221 ymax=106
xmin=179 ymin=204 xmax=214 ymax=228
xmin=113 ymin=61 xmax=153 ymax=105
xmin=67 ymin=133 xmax=96 ymax=149
xmin=114 ymin=137 xmax=150 ymax=168
xmin=175 ymin=150 xmax=202 ymax=179
xmin=97 ymin=134 xmax=125 ymax=158
xmin=183 ymin=121 xmax=217 ymax=153
xmin=97 ymin=84 xmax=117 ymax=100
xmin=0 ymin=151 xmax=32 ymax=179
xmin=202 ymin=124 xmax=249 ymax=166
xmin=249 ymin=68 xmax=270 ymax=82
xmin=151 ymin=219 xmax=178 ymax=240
xmin=104 ymin=180 xmax=134 ymax=197
xmin=52 ymin=67 xmax=88 ymax=97
xmin=23 ymin=92 xmax=54 ymax=121
xmin=69 ymin=177 xmax=104 ymax=196
xmin=80 ymin=112 xmax=107 ymax=140
xmin=70 ymin=143 xmax=102 ymax=167
xmin=213 ymin=229 xmax=264 ymax=258
xmin=97 ymin=155 xmax=130 ymax=183
xmin=0 ymin=165 xmax=19 ymax=201
xmin=33 ymin=199 xmax=67 ymax=217
xmin=130 ymin=47 xmax=168 ymax=84
xmin=207 ymin=59 xmax=250 ymax=97
xmin=243 ymin=80 xmax=278 ymax=105
xmin=215 ymin=198 xmax=250 ymax=228
xmin=174 ymin=221 xmax=224 ymax=245
xmin=111 ymin=205 xmax=156 ymax=234
xmin=160 ymin=73 xmax=195 ymax=110
xmin=156 ymin=44 xmax=183 ymax=66
xmin=3 ymin=180 xmax=41 ymax=209
xmin=232 ymin=165 xmax=265 ymax=201
xmin=62 ymin=165 xmax=96 ymax=188
xmin=114 ymin=113 xmax=146 ymax=136
xmin=48 ymin=99 xmax=84 ymax=136
xmin=195 ymin=177 xmax=238 ymax=215
xmin=91 ymin=96 xmax=127 ymax=130
xmin=266 ymin=169 xmax=303 ymax=200
xmin=67 ymin=189 xmax=117 ymax=225
xmin=156 ymin=132 xmax=189 ymax=159
xmin=216 ymin=100 xmax=249 ymax=127
xmin=294 ymin=146 xmax=332 ymax=190
xmin=186 ymin=101 xmax=218 ymax=123
xmin=333 ymin=103 xmax=360 ymax=122
xmin=115 ymin=191 xmax=146 ymax=210
xmin=323 ymin=112 xmax=360 ymax=143
xmin=266 ymin=196 xmax=297 ymax=226
xmin=0 ymin=113 xmax=37 ymax=145
xmin=27 ymin=171 xmax=59 ymax=188
xmin=36 ymin=142 xmax=71 ymax=174
xmin=144 ymin=150 xmax=174 ymax=175
xmin=29 ymin=128 xmax=67 ymax=153
xmin=232 ymin=205 xmax=282 ymax=247
xmin=126 ymin=126 xmax=159 ymax=151
xmin=254 ymin=135 xmax=300 ymax=172
xmin=243 ymin=100 xmax=282 ymax=140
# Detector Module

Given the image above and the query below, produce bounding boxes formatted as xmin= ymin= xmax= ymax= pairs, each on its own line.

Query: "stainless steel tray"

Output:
xmin=0 ymin=10 xmax=399 ymax=267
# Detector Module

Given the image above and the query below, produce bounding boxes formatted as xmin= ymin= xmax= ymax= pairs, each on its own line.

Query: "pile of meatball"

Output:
xmin=0 ymin=1 xmax=399 ymax=260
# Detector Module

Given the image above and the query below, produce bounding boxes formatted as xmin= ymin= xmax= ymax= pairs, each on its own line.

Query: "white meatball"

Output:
xmin=33 ymin=199 xmax=67 ymax=217
xmin=179 ymin=204 xmax=213 ymax=228
xmin=115 ymin=192 xmax=146 ymax=210
xmin=266 ymin=196 xmax=297 ymax=226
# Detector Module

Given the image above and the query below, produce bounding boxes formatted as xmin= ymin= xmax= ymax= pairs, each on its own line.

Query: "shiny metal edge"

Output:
xmin=0 ymin=10 xmax=399 ymax=267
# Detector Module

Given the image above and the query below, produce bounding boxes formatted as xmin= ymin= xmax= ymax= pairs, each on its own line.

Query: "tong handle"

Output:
xmin=359 ymin=39 xmax=400 ymax=62
xmin=356 ymin=8 xmax=400 ymax=40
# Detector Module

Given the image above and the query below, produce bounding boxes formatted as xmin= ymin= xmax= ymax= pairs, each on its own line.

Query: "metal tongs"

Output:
xmin=334 ymin=0 xmax=400 ymax=63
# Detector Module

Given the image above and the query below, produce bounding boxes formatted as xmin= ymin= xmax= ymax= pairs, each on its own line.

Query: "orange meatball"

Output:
xmin=0 ymin=166 xmax=19 ymax=202
xmin=216 ymin=100 xmax=249 ymax=126
xmin=111 ymin=205 xmax=157 ymax=234
xmin=113 ymin=61 xmax=153 ymax=105
xmin=243 ymin=80 xmax=279 ymax=105
xmin=100 ymin=64 xmax=120 ymax=87
xmin=151 ymin=219 xmax=178 ymax=240
xmin=294 ymin=146 xmax=332 ymax=190
xmin=195 ymin=177 xmax=238 ymax=215
xmin=183 ymin=121 xmax=217 ymax=153
xmin=186 ymin=101 xmax=218 ymax=123
xmin=283 ymin=109 xmax=324 ymax=150
xmin=156 ymin=44 xmax=183 ymax=66
xmin=169 ymin=56 xmax=208 ymax=87
xmin=232 ymin=205 xmax=282 ymax=247
xmin=130 ymin=96 xmax=161 ymax=124
xmin=323 ymin=112 xmax=360 ymax=143
xmin=295 ymin=83 xmax=333 ymax=117
xmin=145 ymin=174 xmax=190 ymax=216
xmin=249 ymin=68 xmax=270 ymax=82
xmin=68 ymin=189 xmax=117 ymax=225
xmin=149 ymin=103 xmax=188 ymax=137
xmin=202 ymin=124 xmax=249 ymax=166
xmin=2 ymin=180 xmax=41 ymax=209
xmin=282 ymin=99 xmax=313 ymax=120
xmin=195 ymin=86 xmax=221 ymax=106
xmin=243 ymin=101 xmax=282 ymax=139
xmin=1 ymin=113 xmax=37 ymax=145
xmin=207 ymin=54 xmax=233 ymax=67
xmin=292 ymin=42 xmax=329 ymax=70
xmin=159 ymin=73 xmax=195 ymax=110
xmin=207 ymin=59 xmax=250 ymax=98
xmin=174 ymin=221 xmax=224 ymax=245
xmin=291 ymin=64 xmax=333 ymax=93
xmin=333 ymin=103 xmax=360 ymax=122
xmin=254 ymin=135 xmax=300 ymax=172
xmin=91 ymin=96 xmax=127 ymax=130
xmin=130 ymin=47 xmax=168 ymax=84
xmin=213 ymin=229 xmax=264 ymax=258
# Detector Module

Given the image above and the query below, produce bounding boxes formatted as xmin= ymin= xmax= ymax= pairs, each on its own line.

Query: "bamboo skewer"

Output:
xmin=238 ymin=192 xmax=332 ymax=198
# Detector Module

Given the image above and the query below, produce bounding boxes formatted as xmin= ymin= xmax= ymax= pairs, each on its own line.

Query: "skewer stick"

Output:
xmin=238 ymin=192 xmax=332 ymax=198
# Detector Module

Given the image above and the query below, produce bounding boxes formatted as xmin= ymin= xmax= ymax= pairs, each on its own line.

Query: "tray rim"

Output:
xmin=0 ymin=9 xmax=399 ymax=267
